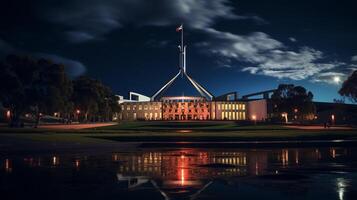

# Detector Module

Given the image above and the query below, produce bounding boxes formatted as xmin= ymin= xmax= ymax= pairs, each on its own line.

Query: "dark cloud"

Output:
xmin=36 ymin=53 xmax=87 ymax=78
xmin=39 ymin=0 xmax=262 ymax=43
xmin=65 ymin=31 xmax=96 ymax=43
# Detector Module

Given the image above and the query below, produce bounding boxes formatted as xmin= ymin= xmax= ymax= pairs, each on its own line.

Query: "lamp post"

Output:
xmin=252 ymin=115 xmax=257 ymax=125
xmin=331 ymin=114 xmax=335 ymax=125
xmin=76 ymin=109 xmax=80 ymax=122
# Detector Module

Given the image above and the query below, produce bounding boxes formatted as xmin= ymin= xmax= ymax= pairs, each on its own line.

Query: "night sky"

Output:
xmin=1 ymin=0 xmax=357 ymax=102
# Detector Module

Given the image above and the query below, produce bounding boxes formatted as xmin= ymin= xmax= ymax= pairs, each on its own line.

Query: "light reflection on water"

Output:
xmin=1 ymin=147 xmax=356 ymax=200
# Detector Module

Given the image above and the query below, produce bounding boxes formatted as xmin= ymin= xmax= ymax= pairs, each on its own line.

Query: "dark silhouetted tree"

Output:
xmin=0 ymin=55 xmax=73 ymax=127
xmin=72 ymin=76 xmax=119 ymax=122
xmin=339 ymin=70 xmax=357 ymax=103
xmin=271 ymin=84 xmax=315 ymax=121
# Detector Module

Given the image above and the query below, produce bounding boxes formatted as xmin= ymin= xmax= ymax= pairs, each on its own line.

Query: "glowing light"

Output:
xmin=75 ymin=160 xmax=80 ymax=169
xmin=334 ymin=76 xmax=341 ymax=83
xmin=6 ymin=110 xmax=11 ymax=119
xmin=252 ymin=115 xmax=256 ymax=120
xmin=331 ymin=114 xmax=335 ymax=121
xmin=336 ymin=178 xmax=349 ymax=200
xmin=76 ymin=109 xmax=80 ymax=114
xmin=52 ymin=156 xmax=59 ymax=166
xmin=5 ymin=159 xmax=12 ymax=173
xmin=181 ymin=168 xmax=185 ymax=186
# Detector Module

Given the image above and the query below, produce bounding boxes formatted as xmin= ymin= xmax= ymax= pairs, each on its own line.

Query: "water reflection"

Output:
xmin=1 ymin=147 xmax=356 ymax=200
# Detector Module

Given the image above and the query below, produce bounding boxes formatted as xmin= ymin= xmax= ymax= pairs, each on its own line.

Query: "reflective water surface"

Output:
xmin=1 ymin=147 xmax=357 ymax=200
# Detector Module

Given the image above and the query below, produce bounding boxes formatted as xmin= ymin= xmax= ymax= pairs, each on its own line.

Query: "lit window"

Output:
xmin=242 ymin=104 xmax=245 ymax=110
xmin=139 ymin=105 xmax=142 ymax=110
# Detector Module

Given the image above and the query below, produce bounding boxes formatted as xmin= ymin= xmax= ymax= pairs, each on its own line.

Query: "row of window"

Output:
xmin=221 ymin=111 xmax=246 ymax=120
xmin=130 ymin=112 xmax=162 ymax=120
xmin=217 ymin=103 xmax=245 ymax=111
xmin=164 ymin=108 xmax=209 ymax=113
xmin=123 ymin=104 xmax=161 ymax=111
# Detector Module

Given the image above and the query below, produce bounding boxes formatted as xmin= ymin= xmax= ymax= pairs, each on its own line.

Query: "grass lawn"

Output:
xmin=0 ymin=124 xmax=356 ymax=144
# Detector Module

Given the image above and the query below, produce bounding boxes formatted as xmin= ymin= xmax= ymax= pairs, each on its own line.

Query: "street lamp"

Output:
xmin=6 ymin=110 xmax=11 ymax=119
xmin=76 ymin=109 xmax=80 ymax=122
xmin=281 ymin=112 xmax=288 ymax=123
xmin=331 ymin=114 xmax=335 ymax=125
xmin=252 ymin=115 xmax=257 ymax=125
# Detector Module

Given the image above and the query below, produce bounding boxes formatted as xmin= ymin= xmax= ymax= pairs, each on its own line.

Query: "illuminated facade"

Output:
xmin=118 ymin=26 xmax=268 ymax=121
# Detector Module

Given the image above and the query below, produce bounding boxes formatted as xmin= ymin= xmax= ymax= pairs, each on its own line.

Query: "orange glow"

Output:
xmin=6 ymin=110 xmax=11 ymax=119
xmin=294 ymin=108 xmax=298 ymax=113
xmin=331 ymin=148 xmax=336 ymax=159
xmin=252 ymin=115 xmax=256 ymax=120
xmin=75 ymin=160 xmax=80 ymax=168
xmin=76 ymin=109 xmax=80 ymax=114
xmin=181 ymin=168 xmax=185 ymax=185
xmin=5 ymin=159 xmax=12 ymax=173
xmin=282 ymin=149 xmax=289 ymax=166
xmin=177 ymin=129 xmax=192 ymax=133
xmin=178 ymin=153 xmax=188 ymax=186
xmin=331 ymin=114 xmax=335 ymax=121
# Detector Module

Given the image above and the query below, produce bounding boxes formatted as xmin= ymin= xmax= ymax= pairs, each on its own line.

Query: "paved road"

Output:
xmin=39 ymin=122 xmax=117 ymax=130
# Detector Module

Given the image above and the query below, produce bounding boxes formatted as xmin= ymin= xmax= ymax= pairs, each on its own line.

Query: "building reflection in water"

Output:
xmin=4 ymin=159 xmax=12 ymax=173
xmin=52 ymin=156 xmax=59 ymax=166
xmin=1 ymin=147 xmax=352 ymax=199
xmin=336 ymin=177 xmax=350 ymax=200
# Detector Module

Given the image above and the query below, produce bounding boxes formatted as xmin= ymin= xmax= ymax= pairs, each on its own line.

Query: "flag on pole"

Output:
xmin=176 ymin=24 xmax=183 ymax=32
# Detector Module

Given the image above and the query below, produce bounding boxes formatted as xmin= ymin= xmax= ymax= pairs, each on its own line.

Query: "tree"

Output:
xmin=271 ymin=84 xmax=315 ymax=122
xmin=72 ymin=76 xmax=119 ymax=122
xmin=0 ymin=55 xmax=38 ymax=126
xmin=0 ymin=55 xmax=73 ymax=127
xmin=30 ymin=59 xmax=73 ymax=127
xmin=339 ymin=70 xmax=357 ymax=103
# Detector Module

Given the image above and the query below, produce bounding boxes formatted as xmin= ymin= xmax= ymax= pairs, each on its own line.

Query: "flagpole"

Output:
xmin=181 ymin=24 xmax=184 ymax=53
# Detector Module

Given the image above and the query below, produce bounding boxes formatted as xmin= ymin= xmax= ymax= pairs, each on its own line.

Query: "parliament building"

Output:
xmin=118 ymin=26 xmax=268 ymax=121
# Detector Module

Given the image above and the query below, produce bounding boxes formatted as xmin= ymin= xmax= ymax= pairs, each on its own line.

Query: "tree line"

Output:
xmin=269 ymin=70 xmax=357 ymax=123
xmin=0 ymin=55 xmax=119 ymax=127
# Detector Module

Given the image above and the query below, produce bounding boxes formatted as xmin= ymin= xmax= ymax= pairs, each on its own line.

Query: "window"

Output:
xmin=139 ymin=105 xmax=142 ymax=110
xmin=218 ymin=104 xmax=221 ymax=110
xmin=242 ymin=104 xmax=245 ymax=110
xmin=127 ymin=105 xmax=130 ymax=110
xmin=133 ymin=113 xmax=137 ymax=120
xmin=222 ymin=112 xmax=225 ymax=120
